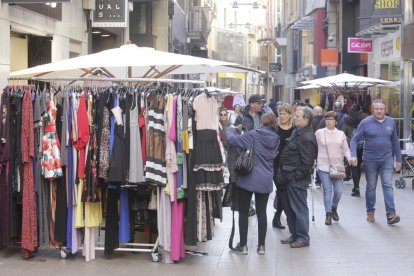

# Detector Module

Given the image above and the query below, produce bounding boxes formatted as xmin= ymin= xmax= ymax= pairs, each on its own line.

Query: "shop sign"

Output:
xmin=92 ymin=0 xmax=128 ymax=28
xmin=348 ymin=38 xmax=373 ymax=53
xmin=373 ymin=29 xmax=401 ymax=62
xmin=372 ymin=0 xmax=402 ymax=19
xmin=320 ymin=49 xmax=338 ymax=67
xmin=269 ymin=63 xmax=282 ymax=72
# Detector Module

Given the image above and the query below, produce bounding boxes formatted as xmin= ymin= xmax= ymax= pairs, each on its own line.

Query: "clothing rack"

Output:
xmin=7 ymin=76 xmax=206 ymax=85
xmin=5 ymin=76 xmax=206 ymax=263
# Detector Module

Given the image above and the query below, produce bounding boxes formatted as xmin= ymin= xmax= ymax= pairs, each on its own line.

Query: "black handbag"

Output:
xmin=234 ymin=130 xmax=255 ymax=176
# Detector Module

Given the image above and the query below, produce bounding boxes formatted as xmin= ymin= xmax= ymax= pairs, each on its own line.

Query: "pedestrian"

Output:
xmin=228 ymin=104 xmax=242 ymax=126
xmin=350 ymin=99 xmax=402 ymax=224
xmin=343 ymin=104 xmax=365 ymax=197
xmin=277 ymin=107 xmax=317 ymax=248
xmin=226 ymin=112 xmax=280 ymax=255
xmin=272 ymin=103 xmax=294 ymax=229
xmin=312 ymin=106 xmax=325 ymax=131
xmin=334 ymin=101 xmax=346 ymax=130
xmin=315 ymin=111 xmax=351 ymax=225
xmin=235 ymin=94 xmax=265 ymax=216
xmin=218 ymin=108 xmax=230 ymax=149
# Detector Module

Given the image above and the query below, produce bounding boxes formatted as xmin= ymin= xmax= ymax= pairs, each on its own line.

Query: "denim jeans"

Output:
xmin=318 ymin=170 xmax=343 ymax=213
xmin=363 ymin=159 xmax=395 ymax=214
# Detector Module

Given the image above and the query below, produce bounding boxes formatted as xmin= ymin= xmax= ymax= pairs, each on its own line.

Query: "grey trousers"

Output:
xmin=285 ymin=180 xmax=310 ymax=244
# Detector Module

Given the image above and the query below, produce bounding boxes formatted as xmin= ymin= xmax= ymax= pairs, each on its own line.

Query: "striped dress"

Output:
xmin=145 ymin=93 xmax=167 ymax=186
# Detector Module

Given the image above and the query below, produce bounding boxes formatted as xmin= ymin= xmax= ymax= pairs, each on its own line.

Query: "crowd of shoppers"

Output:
xmin=218 ymin=94 xmax=402 ymax=255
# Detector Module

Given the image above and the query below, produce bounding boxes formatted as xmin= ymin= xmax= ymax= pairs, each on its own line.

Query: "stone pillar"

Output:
xmin=0 ymin=4 xmax=10 ymax=88
xmin=401 ymin=1 xmax=413 ymax=141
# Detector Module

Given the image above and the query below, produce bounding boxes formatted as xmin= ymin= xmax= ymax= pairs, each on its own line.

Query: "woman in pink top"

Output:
xmin=315 ymin=111 xmax=351 ymax=225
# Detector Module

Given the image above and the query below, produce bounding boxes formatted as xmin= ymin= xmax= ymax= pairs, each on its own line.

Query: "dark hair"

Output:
xmin=261 ymin=112 xmax=278 ymax=131
xmin=219 ymin=107 xmax=227 ymax=114
xmin=325 ymin=110 xmax=338 ymax=121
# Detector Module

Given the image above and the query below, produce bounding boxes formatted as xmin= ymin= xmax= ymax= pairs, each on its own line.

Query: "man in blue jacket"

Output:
xmin=350 ymin=99 xmax=402 ymax=224
xmin=277 ymin=107 xmax=317 ymax=248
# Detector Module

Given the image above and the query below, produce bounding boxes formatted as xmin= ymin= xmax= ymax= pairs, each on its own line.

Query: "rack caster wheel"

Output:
xmin=151 ymin=252 xmax=161 ymax=262
xmin=401 ymin=179 xmax=406 ymax=188
xmin=395 ymin=180 xmax=401 ymax=189
xmin=60 ymin=249 xmax=69 ymax=259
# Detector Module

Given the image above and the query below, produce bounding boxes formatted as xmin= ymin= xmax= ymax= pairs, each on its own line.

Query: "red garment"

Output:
xmin=223 ymin=96 xmax=234 ymax=110
xmin=21 ymin=87 xmax=37 ymax=253
xmin=72 ymin=92 xmax=90 ymax=178
xmin=139 ymin=107 xmax=147 ymax=164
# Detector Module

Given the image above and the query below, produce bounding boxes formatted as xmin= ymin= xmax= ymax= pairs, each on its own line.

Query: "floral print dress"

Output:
xmin=42 ymin=96 xmax=63 ymax=179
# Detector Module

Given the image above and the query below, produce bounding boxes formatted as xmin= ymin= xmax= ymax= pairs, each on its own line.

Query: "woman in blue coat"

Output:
xmin=226 ymin=112 xmax=280 ymax=255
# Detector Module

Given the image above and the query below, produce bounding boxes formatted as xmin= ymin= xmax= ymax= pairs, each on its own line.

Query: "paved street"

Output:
xmin=1 ymin=174 xmax=414 ymax=276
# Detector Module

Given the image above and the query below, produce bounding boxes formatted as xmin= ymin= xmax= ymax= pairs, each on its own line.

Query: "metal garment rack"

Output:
xmin=7 ymin=75 xmax=205 ymax=262
xmin=7 ymin=76 xmax=206 ymax=85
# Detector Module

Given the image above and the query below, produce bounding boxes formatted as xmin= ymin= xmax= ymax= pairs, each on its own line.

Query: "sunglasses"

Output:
xmin=220 ymin=113 xmax=227 ymax=116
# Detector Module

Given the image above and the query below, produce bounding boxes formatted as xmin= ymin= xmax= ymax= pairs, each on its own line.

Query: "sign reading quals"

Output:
xmin=348 ymin=38 xmax=373 ymax=53
xmin=92 ymin=0 xmax=127 ymax=28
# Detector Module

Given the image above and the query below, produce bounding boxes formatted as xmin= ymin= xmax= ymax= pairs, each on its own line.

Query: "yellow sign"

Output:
xmin=218 ymin=73 xmax=246 ymax=80
xmin=374 ymin=0 xmax=400 ymax=9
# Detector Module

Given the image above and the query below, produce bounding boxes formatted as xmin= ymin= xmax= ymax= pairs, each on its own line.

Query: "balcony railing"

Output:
xmin=188 ymin=7 xmax=210 ymax=44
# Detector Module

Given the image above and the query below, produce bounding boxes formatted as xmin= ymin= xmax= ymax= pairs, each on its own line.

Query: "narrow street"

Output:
xmin=1 ymin=174 xmax=414 ymax=276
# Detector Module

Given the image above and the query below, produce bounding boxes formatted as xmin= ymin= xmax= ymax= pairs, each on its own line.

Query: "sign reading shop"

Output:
xmin=92 ymin=0 xmax=127 ymax=28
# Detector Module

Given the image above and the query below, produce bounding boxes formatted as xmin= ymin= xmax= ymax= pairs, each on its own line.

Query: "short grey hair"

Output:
xmin=299 ymin=106 xmax=313 ymax=125
xmin=334 ymin=101 xmax=343 ymax=109
xmin=372 ymin=99 xmax=385 ymax=106
xmin=313 ymin=106 xmax=323 ymax=116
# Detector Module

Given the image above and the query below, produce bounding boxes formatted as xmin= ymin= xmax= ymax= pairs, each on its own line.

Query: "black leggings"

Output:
xmin=351 ymin=148 xmax=363 ymax=189
xmin=237 ymin=187 xmax=269 ymax=247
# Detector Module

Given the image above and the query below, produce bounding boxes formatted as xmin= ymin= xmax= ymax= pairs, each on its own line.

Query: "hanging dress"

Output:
xmin=42 ymin=95 xmax=63 ymax=179
xmin=21 ymin=87 xmax=38 ymax=254
xmin=129 ymin=93 xmax=144 ymax=183
xmin=0 ymin=88 xmax=11 ymax=246
xmin=145 ymin=93 xmax=167 ymax=186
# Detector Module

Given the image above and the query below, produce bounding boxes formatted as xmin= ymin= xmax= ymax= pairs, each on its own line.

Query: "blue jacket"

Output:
xmin=226 ymin=126 xmax=280 ymax=194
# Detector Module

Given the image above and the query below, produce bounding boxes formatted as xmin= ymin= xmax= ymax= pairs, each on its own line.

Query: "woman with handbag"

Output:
xmin=226 ymin=112 xmax=280 ymax=255
xmin=315 ymin=111 xmax=351 ymax=225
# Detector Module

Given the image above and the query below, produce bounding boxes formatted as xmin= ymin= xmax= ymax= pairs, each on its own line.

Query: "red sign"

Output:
xmin=348 ymin=38 xmax=373 ymax=53
xmin=321 ymin=49 xmax=338 ymax=67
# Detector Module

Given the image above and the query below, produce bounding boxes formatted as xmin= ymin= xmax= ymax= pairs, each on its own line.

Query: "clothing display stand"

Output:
xmin=7 ymin=75 xmax=206 ymax=263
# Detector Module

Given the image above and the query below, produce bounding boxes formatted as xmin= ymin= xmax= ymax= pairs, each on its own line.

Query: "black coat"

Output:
xmin=276 ymin=125 xmax=317 ymax=186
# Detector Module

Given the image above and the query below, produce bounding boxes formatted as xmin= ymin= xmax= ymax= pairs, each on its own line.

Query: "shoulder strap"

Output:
xmin=324 ymin=130 xmax=333 ymax=165
xmin=229 ymin=210 xmax=235 ymax=249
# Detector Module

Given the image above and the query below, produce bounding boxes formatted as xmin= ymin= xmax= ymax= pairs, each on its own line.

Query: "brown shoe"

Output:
xmin=367 ymin=213 xmax=375 ymax=223
xmin=290 ymin=241 xmax=309 ymax=248
xmin=280 ymin=236 xmax=295 ymax=244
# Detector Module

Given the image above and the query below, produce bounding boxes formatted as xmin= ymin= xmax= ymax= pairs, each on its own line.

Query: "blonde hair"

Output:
xmin=277 ymin=103 xmax=294 ymax=127
xmin=261 ymin=112 xmax=278 ymax=131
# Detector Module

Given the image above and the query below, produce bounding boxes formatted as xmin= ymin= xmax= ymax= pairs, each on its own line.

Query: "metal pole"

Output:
xmin=267 ymin=43 xmax=270 ymax=97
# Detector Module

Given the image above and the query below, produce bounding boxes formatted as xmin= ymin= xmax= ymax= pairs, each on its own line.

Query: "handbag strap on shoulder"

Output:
xmin=324 ymin=129 xmax=333 ymax=166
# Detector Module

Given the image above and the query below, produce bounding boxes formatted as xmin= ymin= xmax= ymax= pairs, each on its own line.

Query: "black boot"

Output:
xmin=325 ymin=212 xmax=332 ymax=225
xmin=272 ymin=212 xmax=285 ymax=229
xmin=351 ymin=188 xmax=360 ymax=197
xmin=331 ymin=207 xmax=339 ymax=221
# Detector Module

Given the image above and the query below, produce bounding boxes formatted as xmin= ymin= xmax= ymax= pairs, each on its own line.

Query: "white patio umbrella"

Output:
xmin=300 ymin=72 xmax=392 ymax=95
xmin=9 ymin=44 xmax=261 ymax=79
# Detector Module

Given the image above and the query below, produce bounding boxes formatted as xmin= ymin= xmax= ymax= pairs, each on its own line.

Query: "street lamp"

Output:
xmin=232 ymin=1 xmax=261 ymax=9
xmin=228 ymin=22 xmax=252 ymax=29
